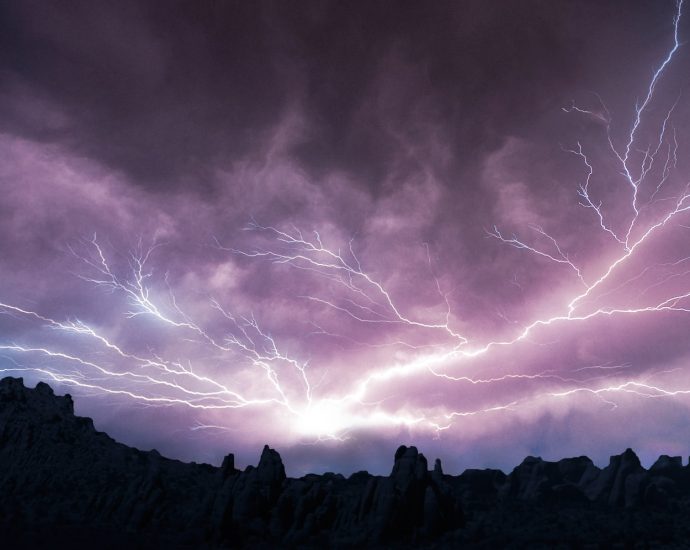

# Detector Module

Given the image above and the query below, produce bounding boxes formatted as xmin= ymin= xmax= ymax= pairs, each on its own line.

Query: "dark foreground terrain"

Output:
xmin=1 ymin=377 xmax=690 ymax=548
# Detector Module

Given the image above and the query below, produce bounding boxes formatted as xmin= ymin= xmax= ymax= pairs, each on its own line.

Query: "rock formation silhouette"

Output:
xmin=1 ymin=376 xmax=689 ymax=548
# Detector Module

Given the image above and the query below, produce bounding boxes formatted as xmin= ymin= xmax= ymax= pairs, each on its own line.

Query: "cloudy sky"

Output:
xmin=2 ymin=0 xmax=690 ymax=475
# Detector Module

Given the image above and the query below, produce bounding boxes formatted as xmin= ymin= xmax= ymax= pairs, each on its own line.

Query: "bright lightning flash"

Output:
xmin=2 ymin=1 xmax=690 ymax=443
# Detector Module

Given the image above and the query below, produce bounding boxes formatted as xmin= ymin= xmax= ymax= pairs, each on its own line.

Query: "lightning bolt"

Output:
xmin=1 ymin=0 xmax=689 ymax=443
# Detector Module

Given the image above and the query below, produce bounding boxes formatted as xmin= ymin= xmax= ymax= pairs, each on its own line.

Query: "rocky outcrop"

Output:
xmin=3 ymin=377 xmax=690 ymax=547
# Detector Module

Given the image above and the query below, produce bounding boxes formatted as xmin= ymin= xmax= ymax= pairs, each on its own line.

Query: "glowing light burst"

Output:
xmin=2 ymin=1 xmax=690 ymax=443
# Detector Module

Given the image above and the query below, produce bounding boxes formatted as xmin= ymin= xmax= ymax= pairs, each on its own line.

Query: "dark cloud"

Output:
xmin=1 ymin=0 xmax=666 ymax=193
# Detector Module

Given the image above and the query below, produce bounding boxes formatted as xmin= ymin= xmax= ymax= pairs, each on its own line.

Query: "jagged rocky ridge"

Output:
xmin=2 ymin=377 xmax=690 ymax=548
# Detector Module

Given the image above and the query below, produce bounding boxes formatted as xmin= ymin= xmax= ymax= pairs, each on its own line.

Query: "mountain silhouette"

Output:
xmin=1 ymin=376 xmax=689 ymax=548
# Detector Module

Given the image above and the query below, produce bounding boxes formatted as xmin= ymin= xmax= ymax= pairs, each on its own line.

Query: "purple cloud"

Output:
xmin=1 ymin=0 xmax=690 ymax=475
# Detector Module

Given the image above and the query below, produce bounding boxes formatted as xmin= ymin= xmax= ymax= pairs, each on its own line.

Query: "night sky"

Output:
xmin=2 ymin=0 xmax=690 ymax=476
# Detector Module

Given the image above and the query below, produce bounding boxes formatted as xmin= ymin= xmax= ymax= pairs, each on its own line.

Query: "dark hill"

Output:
xmin=1 ymin=376 xmax=690 ymax=548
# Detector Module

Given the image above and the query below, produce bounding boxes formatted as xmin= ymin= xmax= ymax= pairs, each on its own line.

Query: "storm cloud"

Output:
xmin=2 ymin=0 xmax=690 ymax=475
